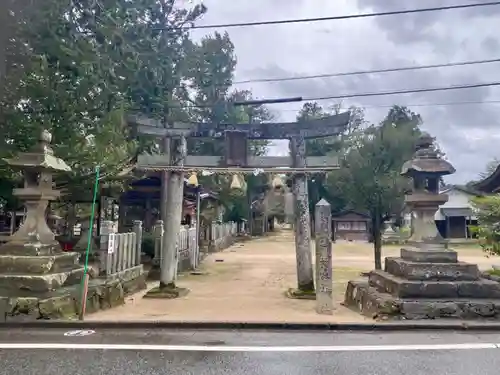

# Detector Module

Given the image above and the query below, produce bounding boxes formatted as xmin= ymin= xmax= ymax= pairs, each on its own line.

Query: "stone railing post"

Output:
xmin=314 ymin=199 xmax=333 ymax=315
xmin=98 ymin=220 xmax=114 ymax=276
xmin=116 ymin=232 xmax=124 ymax=273
xmin=153 ymin=220 xmax=164 ymax=266
xmin=133 ymin=220 xmax=143 ymax=267
xmin=188 ymin=227 xmax=198 ymax=270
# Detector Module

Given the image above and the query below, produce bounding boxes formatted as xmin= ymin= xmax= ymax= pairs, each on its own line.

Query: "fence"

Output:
xmin=208 ymin=222 xmax=238 ymax=252
xmin=153 ymin=221 xmax=239 ymax=272
xmin=98 ymin=220 xmax=143 ymax=277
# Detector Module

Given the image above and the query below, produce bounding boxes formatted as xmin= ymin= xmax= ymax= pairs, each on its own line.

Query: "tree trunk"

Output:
xmin=372 ymin=214 xmax=382 ymax=270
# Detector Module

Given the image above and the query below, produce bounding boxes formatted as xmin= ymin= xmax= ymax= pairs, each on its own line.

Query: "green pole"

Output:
xmin=79 ymin=165 xmax=100 ymax=320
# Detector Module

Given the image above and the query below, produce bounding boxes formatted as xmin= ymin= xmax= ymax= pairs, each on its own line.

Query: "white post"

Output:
xmin=99 ymin=220 xmax=114 ymax=276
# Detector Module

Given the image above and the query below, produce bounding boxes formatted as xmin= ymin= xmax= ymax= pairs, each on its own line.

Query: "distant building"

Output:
xmin=403 ymin=185 xmax=481 ymax=239
xmin=435 ymin=185 xmax=480 ymax=239
xmin=332 ymin=210 xmax=370 ymax=242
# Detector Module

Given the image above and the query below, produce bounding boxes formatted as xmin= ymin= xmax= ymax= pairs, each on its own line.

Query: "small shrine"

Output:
xmin=345 ymin=132 xmax=500 ymax=320
xmin=0 ymin=130 xmax=85 ymax=312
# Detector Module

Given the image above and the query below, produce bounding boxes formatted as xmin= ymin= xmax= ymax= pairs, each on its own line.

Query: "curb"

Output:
xmin=2 ymin=321 xmax=500 ymax=331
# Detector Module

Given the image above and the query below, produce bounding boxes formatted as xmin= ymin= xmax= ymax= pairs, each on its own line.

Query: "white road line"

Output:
xmin=0 ymin=343 xmax=497 ymax=352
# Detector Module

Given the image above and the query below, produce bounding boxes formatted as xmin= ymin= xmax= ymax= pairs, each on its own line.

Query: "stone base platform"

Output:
xmin=344 ymin=280 xmax=500 ymax=320
xmin=0 ymin=265 xmax=147 ymax=321
xmin=344 ymin=247 xmax=500 ymax=320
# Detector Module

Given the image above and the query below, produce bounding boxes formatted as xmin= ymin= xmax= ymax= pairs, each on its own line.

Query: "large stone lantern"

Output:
xmin=344 ymin=133 xmax=500 ymax=320
xmin=2 ymin=129 xmax=71 ymax=249
xmin=401 ymin=132 xmax=456 ymax=257
xmin=0 ymin=130 xmax=84 ymax=297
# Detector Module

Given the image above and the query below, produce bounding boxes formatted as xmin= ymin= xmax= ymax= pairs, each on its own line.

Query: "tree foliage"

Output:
xmin=0 ymin=0 xmax=272 ymax=221
xmin=294 ymin=101 xmax=365 ymax=215
xmin=184 ymin=32 xmax=272 ymax=222
xmin=470 ymin=195 xmax=500 ymax=256
xmin=326 ymin=105 xmax=426 ymax=269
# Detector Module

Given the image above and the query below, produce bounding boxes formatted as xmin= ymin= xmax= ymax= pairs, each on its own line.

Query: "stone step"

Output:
xmin=0 ymin=240 xmax=62 ymax=256
xmin=344 ymin=280 xmax=500 ymax=320
xmin=0 ymin=252 xmax=80 ymax=274
xmin=369 ymin=269 xmax=500 ymax=299
xmin=0 ymin=266 xmax=85 ymax=293
xmin=385 ymin=257 xmax=480 ymax=281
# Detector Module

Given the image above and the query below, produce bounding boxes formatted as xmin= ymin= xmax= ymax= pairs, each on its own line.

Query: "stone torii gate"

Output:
xmin=128 ymin=112 xmax=350 ymax=296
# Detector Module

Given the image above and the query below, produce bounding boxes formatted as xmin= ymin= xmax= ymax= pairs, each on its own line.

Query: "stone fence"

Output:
xmin=97 ymin=220 xmax=146 ymax=294
xmin=152 ymin=220 xmax=240 ymax=272
xmin=206 ymin=221 xmax=238 ymax=252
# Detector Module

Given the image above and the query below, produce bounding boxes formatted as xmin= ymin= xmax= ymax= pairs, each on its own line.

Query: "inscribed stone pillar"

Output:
xmin=314 ymin=199 xmax=333 ymax=314
xmin=160 ymin=136 xmax=186 ymax=288
xmin=290 ymin=136 xmax=314 ymax=291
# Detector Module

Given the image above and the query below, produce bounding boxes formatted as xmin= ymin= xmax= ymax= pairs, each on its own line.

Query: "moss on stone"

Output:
xmin=144 ymin=285 xmax=189 ymax=299
xmin=285 ymin=287 xmax=316 ymax=300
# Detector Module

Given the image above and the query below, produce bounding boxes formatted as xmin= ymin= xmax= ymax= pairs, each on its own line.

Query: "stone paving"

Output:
xmin=86 ymin=230 xmax=498 ymax=323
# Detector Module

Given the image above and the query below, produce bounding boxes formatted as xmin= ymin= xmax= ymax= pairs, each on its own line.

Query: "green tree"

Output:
xmin=294 ymin=101 xmax=365 ymax=214
xmin=1 ymin=0 xmax=136 ymax=203
xmin=470 ymin=195 xmax=500 ymax=257
xmin=185 ymin=32 xmax=272 ymax=222
xmin=327 ymin=105 xmax=423 ymax=269
xmin=0 ymin=0 xmax=207 ymax=204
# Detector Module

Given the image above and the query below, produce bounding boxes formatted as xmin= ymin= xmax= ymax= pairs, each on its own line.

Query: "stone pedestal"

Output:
xmin=344 ymin=245 xmax=500 ymax=319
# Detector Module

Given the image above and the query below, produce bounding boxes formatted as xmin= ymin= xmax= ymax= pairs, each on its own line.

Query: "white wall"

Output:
xmin=435 ymin=188 xmax=476 ymax=221
xmin=402 ymin=188 xmax=476 ymax=225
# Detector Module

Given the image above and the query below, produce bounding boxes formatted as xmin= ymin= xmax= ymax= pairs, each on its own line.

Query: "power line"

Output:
xmin=181 ymin=81 xmax=500 ymax=109
xmin=273 ymin=99 xmax=500 ymax=113
xmin=233 ymin=57 xmax=500 ymax=85
xmin=305 ymin=81 xmax=500 ymax=101
xmin=187 ymin=2 xmax=500 ymax=30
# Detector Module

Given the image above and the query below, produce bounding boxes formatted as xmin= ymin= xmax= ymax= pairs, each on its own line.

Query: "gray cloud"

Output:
xmin=192 ymin=0 xmax=500 ymax=183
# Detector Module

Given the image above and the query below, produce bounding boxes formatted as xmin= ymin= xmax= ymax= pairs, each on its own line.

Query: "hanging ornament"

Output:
xmin=230 ymin=173 xmax=243 ymax=190
xmin=271 ymin=174 xmax=284 ymax=189
xmin=187 ymin=171 xmax=198 ymax=187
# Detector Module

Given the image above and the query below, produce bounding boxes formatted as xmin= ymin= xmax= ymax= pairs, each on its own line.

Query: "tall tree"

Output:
xmin=0 ymin=0 xmax=207 ymax=204
xmin=185 ymin=32 xmax=272 ymax=222
xmin=327 ymin=105 xmax=424 ymax=269
xmin=1 ymin=0 xmax=136 ymax=201
xmin=295 ymin=101 xmax=365 ymax=214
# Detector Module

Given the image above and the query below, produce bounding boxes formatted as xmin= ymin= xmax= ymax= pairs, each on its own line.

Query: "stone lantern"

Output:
xmin=0 ymin=129 xmax=84 ymax=298
xmin=344 ymin=133 xmax=500 ymax=320
xmin=2 ymin=129 xmax=71 ymax=248
xmin=400 ymin=132 xmax=456 ymax=258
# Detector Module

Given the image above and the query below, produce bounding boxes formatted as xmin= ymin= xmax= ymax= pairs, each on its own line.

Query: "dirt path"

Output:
xmin=87 ymin=230 xmax=497 ymax=323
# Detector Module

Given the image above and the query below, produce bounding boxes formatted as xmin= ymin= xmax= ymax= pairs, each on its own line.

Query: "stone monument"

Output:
xmin=344 ymin=133 xmax=500 ymax=320
xmin=0 ymin=130 xmax=86 ymax=318
xmin=381 ymin=220 xmax=401 ymax=244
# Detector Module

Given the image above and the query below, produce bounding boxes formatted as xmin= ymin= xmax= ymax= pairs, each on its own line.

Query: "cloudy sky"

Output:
xmin=191 ymin=0 xmax=500 ymax=184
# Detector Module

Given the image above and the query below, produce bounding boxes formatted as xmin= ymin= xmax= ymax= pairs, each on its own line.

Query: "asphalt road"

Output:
xmin=1 ymin=328 xmax=500 ymax=375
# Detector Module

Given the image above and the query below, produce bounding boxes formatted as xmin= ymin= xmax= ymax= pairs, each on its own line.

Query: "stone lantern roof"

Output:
xmin=3 ymin=129 xmax=71 ymax=172
xmin=400 ymin=132 xmax=455 ymax=177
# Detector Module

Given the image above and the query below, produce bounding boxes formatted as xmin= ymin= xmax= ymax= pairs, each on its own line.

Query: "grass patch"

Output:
xmin=486 ymin=268 xmax=500 ymax=277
